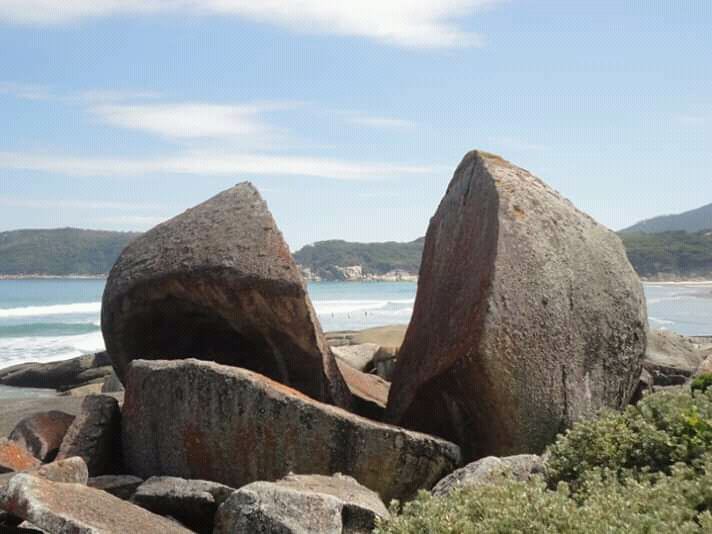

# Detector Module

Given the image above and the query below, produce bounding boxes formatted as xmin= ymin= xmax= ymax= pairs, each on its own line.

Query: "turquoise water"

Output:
xmin=0 ymin=278 xmax=710 ymax=369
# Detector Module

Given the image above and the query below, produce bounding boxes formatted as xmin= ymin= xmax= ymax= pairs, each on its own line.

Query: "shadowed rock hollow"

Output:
xmin=101 ymin=183 xmax=350 ymax=408
xmin=386 ymin=151 xmax=647 ymax=460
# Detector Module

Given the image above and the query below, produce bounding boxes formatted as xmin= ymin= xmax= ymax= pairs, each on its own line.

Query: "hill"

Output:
xmin=0 ymin=228 xmax=138 ymax=276
xmin=293 ymin=238 xmax=424 ymax=280
xmin=621 ymin=202 xmax=712 ymax=233
xmin=620 ymin=230 xmax=712 ymax=279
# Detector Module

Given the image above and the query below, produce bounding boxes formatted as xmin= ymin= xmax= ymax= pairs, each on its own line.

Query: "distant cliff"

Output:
xmin=293 ymin=238 xmax=423 ymax=281
xmin=619 ymin=230 xmax=712 ymax=279
xmin=0 ymin=228 xmax=139 ymax=276
xmin=621 ymin=202 xmax=712 ymax=234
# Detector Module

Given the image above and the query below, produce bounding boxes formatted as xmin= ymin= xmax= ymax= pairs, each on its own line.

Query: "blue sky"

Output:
xmin=1 ymin=0 xmax=710 ymax=249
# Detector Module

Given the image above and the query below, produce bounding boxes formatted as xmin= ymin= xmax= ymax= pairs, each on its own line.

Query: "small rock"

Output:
xmin=214 ymin=473 xmax=388 ymax=534
xmin=88 ymin=475 xmax=143 ymax=500
xmin=431 ymin=454 xmax=543 ymax=496
xmin=132 ymin=476 xmax=235 ymax=534
xmin=56 ymin=394 xmax=122 ymax=476
xmin=7 ymin=412 xmax=75 ymax=462
xmin=101 ymin=370 xmax=124 ymax=393
xmin=332 ymin=344 xmax=380 ymax=371
xmin=33 ymin=457 xmax=88 ymax=485
xmin=0 ymin=441 xmax=39 ymax=474
xmin=0 ymin=474 xmax=193 ymax=534
xmin=645 ymin=329 xmax=705 ymax=384
xmin=336 ymin=360 xmax=389 ymax=421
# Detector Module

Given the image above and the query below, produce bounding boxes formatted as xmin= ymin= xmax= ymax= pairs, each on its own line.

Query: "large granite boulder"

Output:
xmin=101 ymin=183 xmax=350 ymax=407
xmin=122 ymin=359 xmax=460 ymax=502
xmin=0 ymin=474 xmax=192 ymax=534
xmin=8 ymin=411 xmax=75 ymax=462
xmin=215 ymin=473 xmax=388 ymax=534
xmin=386 ymin=151 xmax=647 ymax=460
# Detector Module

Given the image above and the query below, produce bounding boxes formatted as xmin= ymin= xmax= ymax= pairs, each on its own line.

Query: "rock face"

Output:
xmin=645 ymin=329 xmax=705 ymax=385
xmin=56 ymin=395 xmax=122 ymax=476
xmin=0 ymin=353 xmax=112 ymax=391
xmin=386 ymin=151 xmax=647 ymax=460
xmin=0 ymin=440 xmax=39 ymax=474
xmin=214 ymin=473 xmax=388 ymax=534
xmin=8 ymin=412 xmax=75 ymax=462
xmin=335 ymin=360 xmax=389 ymax=421
xmin=431 ymin=454 xmax=543 ymax=496
xmin=132 ymin=476 xmax=235 ymax=534
xmin=122 ymin=359 xmax=460 ymax=502
xmin=0 ymin=474 xmax=193 ymax=534
xmin=101 ymin=182 xmax=349 ymax=408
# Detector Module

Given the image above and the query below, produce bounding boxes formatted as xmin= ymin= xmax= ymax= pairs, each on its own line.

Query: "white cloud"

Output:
xmin=0 ymin=82 xmax=161 ymax=104
xmin=0 ymin=0 xmax=504 ymax=48
xmin=0 ymin=150 xmax=433 ymax=180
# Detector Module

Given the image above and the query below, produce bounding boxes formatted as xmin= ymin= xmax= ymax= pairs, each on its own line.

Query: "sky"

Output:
xmin=1 ymin=0 xmax=710 ymax=250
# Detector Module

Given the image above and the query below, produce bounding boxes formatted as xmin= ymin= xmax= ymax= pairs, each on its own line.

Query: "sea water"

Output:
xmin=0 ymin=278 xmax=710 ymax=369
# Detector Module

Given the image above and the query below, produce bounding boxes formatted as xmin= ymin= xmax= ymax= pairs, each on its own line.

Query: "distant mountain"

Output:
xmin=619 ymin=230 xmax=712 ymax=279
xmin=0 ymin=228 xmax=139 ymax=276
xmin=621 ymin=202 xmax=712 ymax=234
xmin=293 ymin=238 xmax=424 ymax=280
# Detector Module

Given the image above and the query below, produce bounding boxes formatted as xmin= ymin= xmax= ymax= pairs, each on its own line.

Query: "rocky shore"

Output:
xmin=0 ymin=151 xmax=703 ymax=533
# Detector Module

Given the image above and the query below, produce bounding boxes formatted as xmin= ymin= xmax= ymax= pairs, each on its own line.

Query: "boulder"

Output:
xmin=132 ymin=476 xmax=235 ymax=534
xmin=0 ymin=441 xmax=38 ymax=474
xmin=332 ymin=343 xmax=380 ymax=372
xmin=88 ymin=475 xmax=143 ymax=500
xmin=122 ymin=359 xmax=460 ymax=502
xmin=8 ymin=411 xmax=75 ymax=462
xmin=646 ymin=329 xmax=705 ymax=384
xmin=32 ymin=457 xmax=88 ymax=485
xmin=101 ymin=370 xmax=124 ymax=393
xmin=101 ymin=182 xmax=349 ymax=407
xmin=59 ymin=382 xmax=104 ymax=397
xmin=431 ymin=454 xmax=543 ymax=496
xmin=0 ymin=474 xmax=193 ymax=534
xmin=386 ymin=151 xmax=647 ymax=460
xmin=371 ymin=346 xmax=398 ymax=381
xmin=56 ymin=395 xmax=122 ymax=476
xmin=335 ymin=360 xmax=389 ymax=421
xmin=696 ymin=354 xmax=712 ymax=376
xmin=0 ymin=353 xmax=111 ymax=390
xmin=214 ymin=473 xmax=388 ymax=534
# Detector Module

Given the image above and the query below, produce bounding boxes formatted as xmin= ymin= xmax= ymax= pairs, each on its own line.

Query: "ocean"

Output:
xmin=0 ymin=278 xmax=710 ymax=370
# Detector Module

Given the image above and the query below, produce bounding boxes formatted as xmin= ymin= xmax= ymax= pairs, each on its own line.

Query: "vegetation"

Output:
xmin=620 ymin=230 xmax=712 ymax=278
xmin=375 ymin=387 xmax=712 ymax=533
xmin=293 ymin=238 xmax=424 ymax=277
xmin=0 ymin=228 xmax=138 ymax=275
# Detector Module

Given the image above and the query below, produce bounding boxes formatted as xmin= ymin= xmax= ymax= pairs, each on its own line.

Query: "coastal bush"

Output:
xmin=373 ymin=461 xmax=712 ymax=534
xmin=545 ymin=387 xmax=712 ymax=485
xmin=692 ymin=373 xmax=712 ymax=394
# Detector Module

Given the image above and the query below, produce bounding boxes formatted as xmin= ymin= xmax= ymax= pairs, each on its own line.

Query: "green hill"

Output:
xmin=0 ymin=228 xmax=138 ymax=276
xmin=622 ymin=202 xmax=712 ymax=233
xmin=620 ymin=230 xmax=712 ymax=278
xmin=293 ymin=238 xmax=424 ymax=278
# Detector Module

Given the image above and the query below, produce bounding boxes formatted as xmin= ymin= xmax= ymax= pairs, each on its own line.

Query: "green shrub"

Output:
xmin=374 ymin=460 xmax=712 ymax=534
xmin=692 ymin=374 xmax=712 ymax=394
xmin=545 ymin=387 xmax=712 ymax=485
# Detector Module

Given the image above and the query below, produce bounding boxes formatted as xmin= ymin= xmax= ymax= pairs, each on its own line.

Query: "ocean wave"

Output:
xmin=0 ymin=302 xmax=101 ymax=318
xmin=313 ymin=298 xmax=414 ymax=316
xmin=0 ymin=321 xmax=100 ymax=338
xmin=649 ymin=316 xmax=675 ymax=326
xmin=0 ymin=330 xmax=105 ymax=370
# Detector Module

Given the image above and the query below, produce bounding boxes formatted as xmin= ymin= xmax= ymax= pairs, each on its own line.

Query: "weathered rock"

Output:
xmin=59 ymin=382 xmax=104 ymax=397
xmin=332 ymin=344 xmax=380 ymax=371
xmin=8 ymin=412 xmax=75 ymax=462
xmin=0 ymin=441 xmax=38 ymax=474
xmin=122 ymin=359 xmax=460 ymax=501
xmin=696 ymin=354 xmax=712 ymax=376
xmin=386 ymin=151 xmax=647 ymax=460
xmin=646 ymin=329 xmax=705 ymax=384
xmin=88 ymin=475 xmax=143 ymax=500
xmin=33 ymin=457 xmax=88 ymax=485
xmin=101 ymin=370 xmax=124 ymax=393
xmin=0 ymin=474 xmax=193 ymax=533
xmin=56 ymin=395 xmax=122 ymax=476
xmin=335 ymin=360 xmax=389 ymax=421
xmin=132 ymin=476 xmax=234 ymax=534
xmin=101 ymin=182 xmax=349 ymax=407
xmin=370 ymin=346 xmax=398 ymax=381
xmin=431 ymin=454 xmax=543 ymax=496
xmin=0 ymin=353 xmax=111 ymax=390
xmin=214 ymin=473 xmax=388 ymax=534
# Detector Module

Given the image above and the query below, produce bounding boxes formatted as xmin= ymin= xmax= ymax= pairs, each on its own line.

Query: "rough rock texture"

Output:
xmin=88 ymin=475 xmax=143 ymax=500
xmin=335 ymin=360 xmax=389 ymax=421
xmin=0 ymin=474 xmax=193 ymax=534
xmin=101 ymin=370 xmax=124 ymax=393
xmin=645 ymin=329 xmax=705 ymax=384
xmin=0 ymin=353 xmax=112 ymax=390
xmin=214 ymin=473 xmax=388 ymax=534
xmin=101 ymin=182 xmax=349 ymax=407
xmin=431 ymin=454 xmax=543 ymax=496
xmin=8 ymin=412 xmax=75 ymax=462
xmin=386 ymin=151 xmax=647 ymax=460
xmin=56 ymin=395 xmax=122 ymax=476
xmin=0 ymin=441 xmax=38 ymax=474
xmin=332 ymin=344 xmax=380 ymax=371
xmin=32 ymin=457 xmax=88 ymax=485
xmin=122 ymin=359 xmax=460 ymax=502
xmin=132 ymin=476 xmax=235 ymax=534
